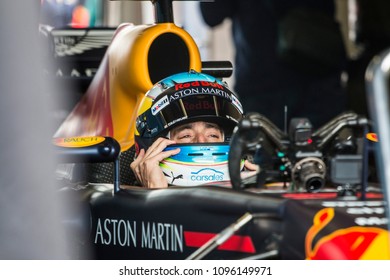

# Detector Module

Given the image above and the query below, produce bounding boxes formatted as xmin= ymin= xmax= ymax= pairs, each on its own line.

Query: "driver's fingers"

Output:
xmin=131 ymin=148 xmax=145 ymax=169
xmin=130 ymin=148 xmax=145 ymax=181
xmin=134 ymin=151 xmax=179 ymax=188
xmin=151 ymin=147 xmax=181 ymax=163
xmin=143 ymin=137 xmax=176 ymax=158
xmin=244 ymin=160 xmax=260 ymax=172
xmin=138 ymin=147 xmax=180 ymax=169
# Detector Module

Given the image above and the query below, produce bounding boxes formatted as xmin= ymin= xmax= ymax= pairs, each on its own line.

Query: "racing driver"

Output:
xmin=130 ymin=71 xmax=258 ymax=188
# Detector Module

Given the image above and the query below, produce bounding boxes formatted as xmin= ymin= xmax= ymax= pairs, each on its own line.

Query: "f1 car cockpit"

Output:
xmin=53 ymin=108 xmax=387 ymax=260
xmin=49 ymin=0 xmax=390 ymax=260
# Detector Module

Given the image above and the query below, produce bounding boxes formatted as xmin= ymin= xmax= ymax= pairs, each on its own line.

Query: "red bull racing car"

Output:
xmin=50 ymin=0 xmax=390 ymax=260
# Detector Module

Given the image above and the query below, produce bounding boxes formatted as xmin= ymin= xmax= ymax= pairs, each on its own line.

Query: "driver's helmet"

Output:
xmin=134 ymin=70 xmax=244 ymax=186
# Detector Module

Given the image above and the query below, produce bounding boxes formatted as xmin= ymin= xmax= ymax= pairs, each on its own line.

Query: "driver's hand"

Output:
xmin=244 ymin=160 xmax=260 ymax=172
xmin=241 ymin=160 xmax=261 ymax=179
xmin=130 ymin=137 xmax=180 ymax=188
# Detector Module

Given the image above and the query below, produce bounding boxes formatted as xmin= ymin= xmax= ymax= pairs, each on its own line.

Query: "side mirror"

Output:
xmin=53 ymin=136 xmax=121 ymax=193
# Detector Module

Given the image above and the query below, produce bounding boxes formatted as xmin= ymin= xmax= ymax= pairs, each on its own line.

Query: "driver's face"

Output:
xmin=170 ymin=121 xmax=224 ymax=143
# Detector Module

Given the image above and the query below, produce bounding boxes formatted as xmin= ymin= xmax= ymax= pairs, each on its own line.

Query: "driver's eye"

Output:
xmin=175 ymin=130 xmax=194 ymax=141
xmin=179 ymin=134 xmax=192 ymax=139
xmin=206 ymin=129 xmax=223 ymax=139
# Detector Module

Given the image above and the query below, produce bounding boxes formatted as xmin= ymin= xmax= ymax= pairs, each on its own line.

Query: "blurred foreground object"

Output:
xmin=0 ymin=1 xmax=84 ymax=259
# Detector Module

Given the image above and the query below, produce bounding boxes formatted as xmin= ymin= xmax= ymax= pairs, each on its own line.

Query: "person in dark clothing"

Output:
xmin=200 ymin=0 xmax=347 ymax=130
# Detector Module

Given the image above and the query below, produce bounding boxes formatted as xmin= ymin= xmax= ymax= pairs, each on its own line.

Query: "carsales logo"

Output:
xmin=190 ymin=168 xmax=224 ymax=182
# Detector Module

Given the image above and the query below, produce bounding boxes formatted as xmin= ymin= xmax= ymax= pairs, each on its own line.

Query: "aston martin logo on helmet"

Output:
xmin=168 ymin=86 xmax=233 ymax=102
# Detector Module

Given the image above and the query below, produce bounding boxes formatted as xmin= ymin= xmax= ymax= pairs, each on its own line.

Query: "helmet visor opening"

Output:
xmin=160 ymin=95 xmax=240 ymax=132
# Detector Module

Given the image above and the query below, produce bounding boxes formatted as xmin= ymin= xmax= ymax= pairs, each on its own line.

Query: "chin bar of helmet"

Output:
xmin=228 ymin=113 xmax=288 ymax=190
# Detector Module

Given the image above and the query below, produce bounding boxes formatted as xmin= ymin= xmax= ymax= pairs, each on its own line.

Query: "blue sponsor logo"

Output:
xmin=190 ymin=168 xmax=224 ymax=182
xmin=151 ymin=95 xmax=169 ymax=115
